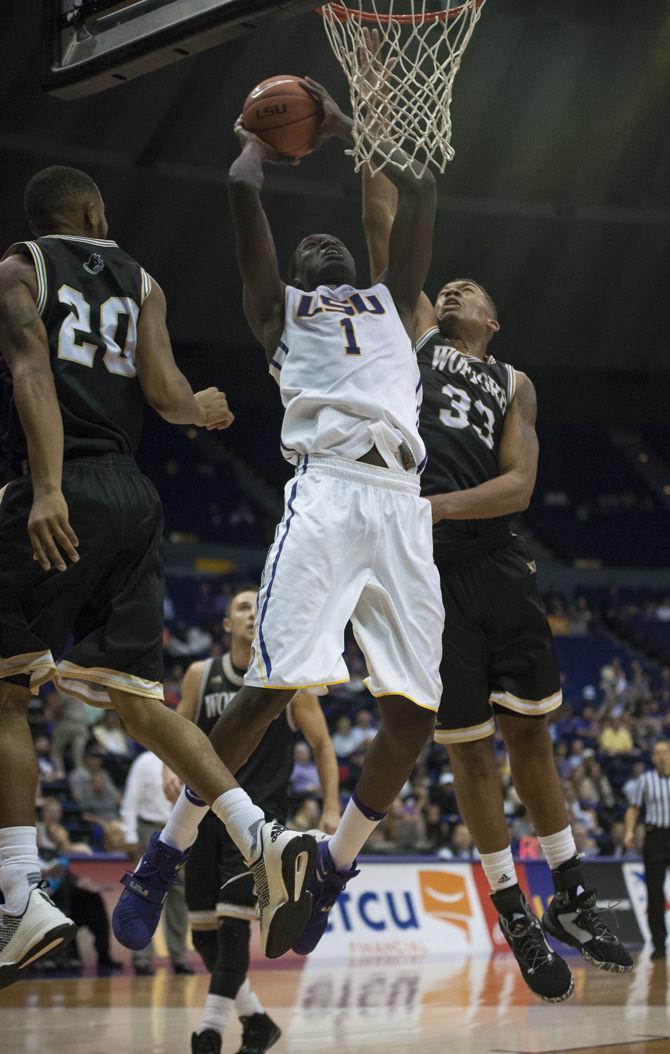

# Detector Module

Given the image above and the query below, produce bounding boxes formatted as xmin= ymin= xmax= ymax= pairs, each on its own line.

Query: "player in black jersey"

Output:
xmin=361 ymin=125 xmax=632 ymax=998
xmin=172 ymin=586 xmax=339 ymax=1054
xmin=0 ymin=166 xmax=315 ymax=986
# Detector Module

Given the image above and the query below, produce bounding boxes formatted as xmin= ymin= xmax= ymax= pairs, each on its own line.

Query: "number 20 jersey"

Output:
xmin=417 ymin=325 xmax=517 ymax=550
xmin=272 ymin=283 xmax=426 ymax=473
xmin=2 ymin=234 xmax=150 ymax=471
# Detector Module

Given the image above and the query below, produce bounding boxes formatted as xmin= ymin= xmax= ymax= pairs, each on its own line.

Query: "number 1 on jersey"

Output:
xmin=340 ymin=317 xmax=361 ymax=355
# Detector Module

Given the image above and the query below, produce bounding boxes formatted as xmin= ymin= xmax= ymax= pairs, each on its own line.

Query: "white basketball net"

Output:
xmin=320 ymin=1 xmax=487 ymax=175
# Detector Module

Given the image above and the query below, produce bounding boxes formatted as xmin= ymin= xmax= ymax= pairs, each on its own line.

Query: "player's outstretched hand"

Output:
xmin=320 ymin=804 xmax=340 ymax=835
xmin=194 ymin=387 xmax=235 ymax=431
xmin=234 ymin=116 xmax=300 ymax=166
xmin=300 ymin=77 xmax=352 ymax=151
xmin=28 ymin=490 xmax=80 ymax=573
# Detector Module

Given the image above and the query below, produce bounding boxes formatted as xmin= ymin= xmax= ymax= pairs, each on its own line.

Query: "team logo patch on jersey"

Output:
xmin=83 ymin=252 xmax=105 ymax=275
xmin=527 ymin=560 xmax=537 ymax=575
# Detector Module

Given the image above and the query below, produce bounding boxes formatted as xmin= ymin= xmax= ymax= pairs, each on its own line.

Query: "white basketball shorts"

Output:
xmin=245 ymin=454 xmax=444 ymax=712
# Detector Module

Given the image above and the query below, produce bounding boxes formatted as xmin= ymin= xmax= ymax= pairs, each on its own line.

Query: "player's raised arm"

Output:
xmin=227 ymin=122 xmax=287 ymax=359
xmin=0 ymin=254 xmax=79 ymax=572
xmin=429 ymin=372 xmax=539 ymax=523
xmin=303 ymin=77 xmax=435 ymax=338
xmin=136 ymin=277 xmax=234 ymax=430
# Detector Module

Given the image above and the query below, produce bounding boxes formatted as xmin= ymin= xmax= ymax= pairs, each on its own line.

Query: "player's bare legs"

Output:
xmin=354 ymin=697 xmax=435 ymax=813
xmin=0 ymin=683 xmax=77 ymax=987
xmin=0 ymin=685 xmax=38 ymax=831
xmin=448 ymin=714 xmax=632 ymax=986
xmin=110 ymin=688 xmax=316 ymax=959
xmin=207 ymin=686 xmax=294 ymax=773
xmin=446 ymin=737 xmax=510 ymax=852
xmin=497 ymin=713 xmax=569 ymax=835
xmin=110 ymin=690 xmax=241 ymax=805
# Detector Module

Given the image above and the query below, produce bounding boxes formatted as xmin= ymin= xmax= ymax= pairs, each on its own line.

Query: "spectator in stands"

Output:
xmin=376 ymin=797 xmax=427 ymax=853
xmin=628 ymin=660 xmax=652 ymax=709
xmin=41 ymin=860 xmax=122 ymax=972
xmin=562 ymin=782 xmax=600 ymax=833
xmin=624 ymin=761 xmax=647 ymax=803
xmin=290 ymin=742 xmax=321 ymax=796
xmin=569 ymin=596 xmax=592 ymax=636
xmin=599 ymin=716 xmax=634 ymax=755
xmin=350 ymin=709 xmax=377 ymax=752
xmin=655 ymin=596 xmax=670 ymax=622
xmin=291 ymin=797 xmax=322 ymax=832
xmin=424 ymin=802 xmax=450 ymax=853
xmin=571 ymin=823 xmax=599 ymax=858
xmin=567 ymin=738 xmax=587 ymax=771
xmin=600 ymin=657 xmax=628 ymax=699
xmin=584 ymin=759 xmax=615 ymax=809
xmin=69 ymin=745 xmax=121 ymax=831
xmin=571 ymin=763 xmax=599 ymax=807
xmin=441 ymin=822 xmax=478 ymax=861
xmin=331 ymin=716 xmax=358 ymax=758
xmin=92 ymin=710 xmax=131 ymax=759
xmin=46 ymin=688 xmax=89 ymax=773
xmin=554 ymin=741 xmax=572 ymax=779
xmin=600 ymin=821 xmax=629 ymax=858
xmin=37 ymin=797 xmax=93 ymax=856
xmin=34 ymin=734 xmax=62 ymax=783
xmin=120 ymin=749 xmax=191 ymax=976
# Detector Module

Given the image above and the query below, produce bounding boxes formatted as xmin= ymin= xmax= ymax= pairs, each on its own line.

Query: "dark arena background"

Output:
xmin=1 ymin=3 xmax=670 ymax=1053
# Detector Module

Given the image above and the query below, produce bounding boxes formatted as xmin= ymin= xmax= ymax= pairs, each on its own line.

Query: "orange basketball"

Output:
xmin=242 ymin=75 xmax=323 ymax=159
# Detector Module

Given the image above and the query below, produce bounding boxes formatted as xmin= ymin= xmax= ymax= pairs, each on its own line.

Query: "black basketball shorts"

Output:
xmin=434 ymin=533 xmax=562 ymax=745
xmin=185 ymin=812 xmax=256 ymax=925
xmin=0 ymin=454 xmax=164 ymax=704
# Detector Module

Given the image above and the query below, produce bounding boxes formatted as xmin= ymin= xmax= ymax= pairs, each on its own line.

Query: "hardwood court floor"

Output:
xmin=0 ymin=952 xmax=668 ymax=1054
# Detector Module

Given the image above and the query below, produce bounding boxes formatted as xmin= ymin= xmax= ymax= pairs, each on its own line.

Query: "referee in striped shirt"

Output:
xmin=625 ymin=740 xmax=670 ymax=959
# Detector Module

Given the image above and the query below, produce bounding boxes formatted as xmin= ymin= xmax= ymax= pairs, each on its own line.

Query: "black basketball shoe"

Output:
xmin=542 ymin=859 xmax=633 ymax=974
xmin=191 ymin=1029 xmax=221 ymax=1054
xmin=236 ymin=1012 xmax=281 ymax=1054
xmin=492 ymin=885 xmax=574 ymax=1003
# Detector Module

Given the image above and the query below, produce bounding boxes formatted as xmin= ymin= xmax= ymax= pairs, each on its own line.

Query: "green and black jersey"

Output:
xmin=417 ymin=325 xmax=518 ymax=557
xmin=1 ymin=234 xmax=152 ymax=472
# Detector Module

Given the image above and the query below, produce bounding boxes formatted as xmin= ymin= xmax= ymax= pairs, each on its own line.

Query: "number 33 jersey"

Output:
xmin=273 ymin=283 xmax=426 ymax=473
xmin=2 ymin=235 xmax=150 ymax=470
xmin=417 ymin=325 xmax=518 ymax=549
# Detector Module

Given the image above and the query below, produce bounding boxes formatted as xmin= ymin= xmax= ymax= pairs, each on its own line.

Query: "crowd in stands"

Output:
xmin=24 ymin=585 xmax=669 ymax=884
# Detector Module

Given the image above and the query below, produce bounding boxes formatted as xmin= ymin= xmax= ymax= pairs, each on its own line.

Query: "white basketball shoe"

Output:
xmin=0 ymin=884 xmax=77 ymax=989
xmin=248 ymin=821 xmax=316 ymax=959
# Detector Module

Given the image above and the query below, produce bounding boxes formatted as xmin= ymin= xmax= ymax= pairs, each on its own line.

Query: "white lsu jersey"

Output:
xmin=270 ymin=283 xmax=426 ymax=472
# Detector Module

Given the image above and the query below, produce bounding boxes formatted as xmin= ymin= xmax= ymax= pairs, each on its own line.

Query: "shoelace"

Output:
xmin=572 ymin=895 xmax=621 ymax=944
xmin=508 ymin=917 xmax=555 ymax=975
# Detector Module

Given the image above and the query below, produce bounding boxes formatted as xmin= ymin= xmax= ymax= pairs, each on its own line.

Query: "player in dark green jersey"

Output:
xmin=0 ymin=166 xmax=317 ymax=986
xmin=361 ymin=136 xmax=632 ymax=998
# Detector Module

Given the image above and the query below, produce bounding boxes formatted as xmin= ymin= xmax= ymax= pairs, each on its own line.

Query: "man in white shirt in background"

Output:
xmin=121 ymin=750 xmax=192 ymax=976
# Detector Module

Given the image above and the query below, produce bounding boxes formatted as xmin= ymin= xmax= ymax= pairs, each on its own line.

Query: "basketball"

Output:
xmin=242 ymin=75 xmax=323 ymax=158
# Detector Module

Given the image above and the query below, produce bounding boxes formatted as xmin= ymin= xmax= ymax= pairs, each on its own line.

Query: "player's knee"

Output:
xmin=109 ymin=691 xmax=157 ymax=737
xmin=447 ymin=736 xmax=496 ymax=779
xmin=191 ymin=928 xmax=218 ymax=973
xmin=378 ymin=697 xmax=435 ymax=753
xmin=498 ymin=713 xmax=550 ymax=758
xmin=0 ymin=682 xmax=31 ymax=714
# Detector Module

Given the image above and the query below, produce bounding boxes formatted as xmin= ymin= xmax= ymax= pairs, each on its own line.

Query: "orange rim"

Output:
xmin=317 ymin=1 xmax=483 ymax=25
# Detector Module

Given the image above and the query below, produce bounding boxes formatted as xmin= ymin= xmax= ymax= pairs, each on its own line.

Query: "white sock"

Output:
xmin=539 ymin=826 xmax=577 ymax=871
xmin=0 ymin=826 xmax=41 ymax=915
xmin=160 ymin=787 xmax=209 ymax=853
xmin=235 ymin=979 xmax=264 ymax=1018
xmin=480 ymin=846 xmax=518 ymax=893
xmin=328 ymin=793 xmax=385 ymax=871
xmin=197 ymin=993 xmax=234 ymax=1036
xmin=210 ymin=789 xmax=267 ymax=865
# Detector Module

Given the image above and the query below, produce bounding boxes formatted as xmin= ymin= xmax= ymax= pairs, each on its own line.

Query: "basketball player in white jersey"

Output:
xmin=129 ymin=78 xmax=445 ymax=958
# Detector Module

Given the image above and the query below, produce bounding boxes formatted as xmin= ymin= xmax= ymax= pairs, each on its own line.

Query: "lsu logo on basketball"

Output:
xmin=254 ymin=104 xmax=288 ymax=119
xmin=418 ymin=869 xmax=474 ymax=938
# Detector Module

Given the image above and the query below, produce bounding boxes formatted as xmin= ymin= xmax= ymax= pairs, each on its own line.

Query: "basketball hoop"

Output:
xmin=318 ymin=1 xmax=487 ymax=175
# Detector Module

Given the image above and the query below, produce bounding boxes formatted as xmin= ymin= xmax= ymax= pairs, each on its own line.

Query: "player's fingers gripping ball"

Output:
xmin=242 ymin=75 xmax=324 ymax=159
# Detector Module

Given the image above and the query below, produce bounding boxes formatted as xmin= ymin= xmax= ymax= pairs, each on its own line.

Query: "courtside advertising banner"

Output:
xmin=308 ymin=860 xmax=492 ymax=960
xmin=622 ymin=861 xmax=670 ymax=943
